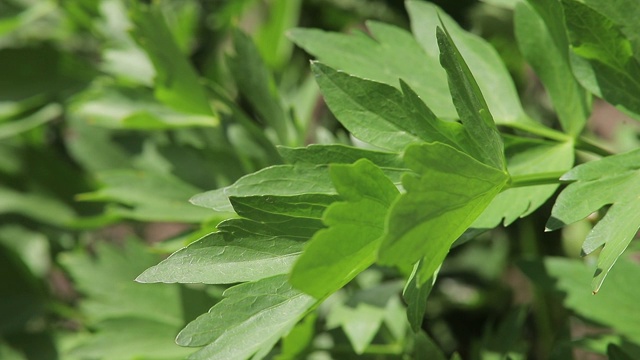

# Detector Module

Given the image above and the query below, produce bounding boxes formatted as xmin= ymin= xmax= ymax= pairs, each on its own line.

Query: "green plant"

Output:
xmin=131 ymin=0 xmax=640 ymax=358
xmin=3 ymin=0 xmax=640 ymax=359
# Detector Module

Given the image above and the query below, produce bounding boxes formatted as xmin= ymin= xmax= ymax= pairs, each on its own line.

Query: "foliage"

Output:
xmin=3 ymin=0 xmax=640 ymax=359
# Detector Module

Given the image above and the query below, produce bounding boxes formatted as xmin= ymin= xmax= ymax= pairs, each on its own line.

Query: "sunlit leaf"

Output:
xmin=290 ymin=159 xmax=399 ymax=298
xmin=546 ymin=148 xmax=640 ymax=292
xmin=178 ymin=275 xmax=316 ymax=360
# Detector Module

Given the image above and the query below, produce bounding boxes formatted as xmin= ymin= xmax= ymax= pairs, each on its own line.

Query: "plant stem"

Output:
xmin=506 ymin=171 xmax=568 ymax=189
xmin=505 ymin=122 xmax=570 ymax=143
xmin=575 ymin=136 xmax=615 ymax=157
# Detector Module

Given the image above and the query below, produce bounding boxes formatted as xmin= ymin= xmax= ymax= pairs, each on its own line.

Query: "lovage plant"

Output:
xmin=134 ymin=0 xmax=640 ymax=358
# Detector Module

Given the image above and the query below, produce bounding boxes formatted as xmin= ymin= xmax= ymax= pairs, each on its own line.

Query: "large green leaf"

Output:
xmin=137 ymin=195 xmax=330 ymax=285
xmin=379 ymin=143 xmax=508 ymax=283
xmin=177 ymin=275 xmax=316 ymax=360
xmin=290 ymin=159 xmax=399 ymax=299
xmin=515 ymin=0 xmax=589 ymax=136
xmin=288 ymin=22 xmax=456 ymax=119
xmin=562 ymin=0 xmax=640 ymax=118
xmin=546 ymin=148 xmax=640 ymax=292
xmin=191 ymin=163 xmax=406 ymax=213
xmin=407 ymin=1 xmax=527 ymax=126
xmin=129 ymin=3 xmax=216 ymax=119
xmin=137 ymin=230 xmax=304 ymax=285
xmin=311 ymin=62 xmax=469 ymax=153
xmin=378 ymin=25 xmax=509 ymax=282
xmin=521 ymin=256 xmax=640 ymax=343
xmin=435 ymin=26 xmax=505 ymax=170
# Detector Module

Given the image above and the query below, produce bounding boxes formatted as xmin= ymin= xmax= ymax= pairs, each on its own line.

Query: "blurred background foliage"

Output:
xmin=1 ymin=0 xmax=639 ymax=359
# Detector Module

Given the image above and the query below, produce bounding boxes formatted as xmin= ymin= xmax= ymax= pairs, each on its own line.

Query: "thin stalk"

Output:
xmin=507 ymin=118 xmax=614 ymax=158
xmin=505 ymin=171 xmax=568 ymax=189
xmin=505 ymin=122 xmax=570 ymax=143
xmin=575 ymin=136 xmax=615 ymax=157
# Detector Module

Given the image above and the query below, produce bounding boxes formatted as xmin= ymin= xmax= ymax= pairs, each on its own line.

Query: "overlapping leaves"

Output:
xmin=546 ymin=149 xmax=640 ymax=293
xmin=133 ymin=1 xmax=640 ymax=358
xmin=140 ymin=20 xmax=515 ymax=358
xmin=562 ymin=0 xmax=640 ymax=118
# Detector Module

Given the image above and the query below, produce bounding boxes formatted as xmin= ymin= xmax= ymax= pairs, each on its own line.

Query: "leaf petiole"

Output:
xmin=505 ymin=171 xmax=569 ymax=189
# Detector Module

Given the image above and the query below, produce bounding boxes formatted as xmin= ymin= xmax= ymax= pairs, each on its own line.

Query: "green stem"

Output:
xmin=575 ymin=136 xmax=615 ymax=157
xmin=505 ymin=171 xmax=568 ymax=189
xmin=504 ymin=121 xmax=570 ymax=143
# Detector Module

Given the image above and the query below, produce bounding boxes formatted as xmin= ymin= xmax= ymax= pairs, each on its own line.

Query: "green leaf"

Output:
xmin=60 ymin=240 xmax=194 ymax=359
xmin=70 ymin=85 xmax=217 ymax=129
xmin=129 ymin=3 xmax=216 ymax=119
xmin=379 ymin=143 xmax=508 ymax=282
xmin=546 ymin=148 xmax=640 ymax=292
xmin=326 ymin=282 xmax=404 ymax=354
xmin=290 ymin=159 xmax=399 ymax=299
xmin=138 ymin=193 xmax=330 ymax=285
xmin=436 ymin=25 xmax=505 ymax=170
xmin=328 ymin=303 xmax=387 ymax=354
xmin=0 ymin=46 xmax=94 ymax=104
xmin=413 ymin=331 xmax=447 ymax=360
xmin=218 ymin=217 xmax=321 ymax=239
xmin=521 ymin=257 xmax=640 ymax=343
xmin=177 ymin=275 xmax=316 ymax=360
xmin=78 ymin=170 xmax=213 ymax=223
xmin=97 ymin=0 xmax=154 ymax=85
xmin=377 ymin=25 xmax=509 ymax=278
xmin=288 ymin=22 xmax=456 ymax=119
xmin=190 ymin=165 xmax=335 ymax=212
xmin=230 ymin=194 xmax=337 ymax=223
xmin=275 ymin=313 xmax=316 ymax=360
xmin=311 ymin=62 xmax=467 ymax=152
xmin=515 ymin=0 xmax=589 ymax=136
xmin=473 ymin=138 xmax=574 ymax=228
xmin=403 ymin=261 xmax=436 ymax=333
xmin=60 ymin=240 xmax=184 ymax=325
xmin=278 ymin=144 xmax=404 ymax=168
xmin=228 ymin=30 xmax=291 ymax=144
xmin=254 ymin=0 xmax=301 ymax=69
xmin=580 ymin=0 xmax=640 ymax=54
xmin=0 ymin=187 xmax=76 ymax=227
xmin=407 ymin=1 xmax=527 ymax=126
xmin=0 ymin=103 xmax=62 ymax=139
xmin=136 ymin=225 xmax=308 ymax=285
xmin=563 ymin=0 xmax=640 ymax=118
xmin=0 ymin=226 xmax=50 ymax=279
xmin=191 ymin=164 xmax=406 ymax=213
xmin=68 ymin=318 xmax=193 ymax=360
